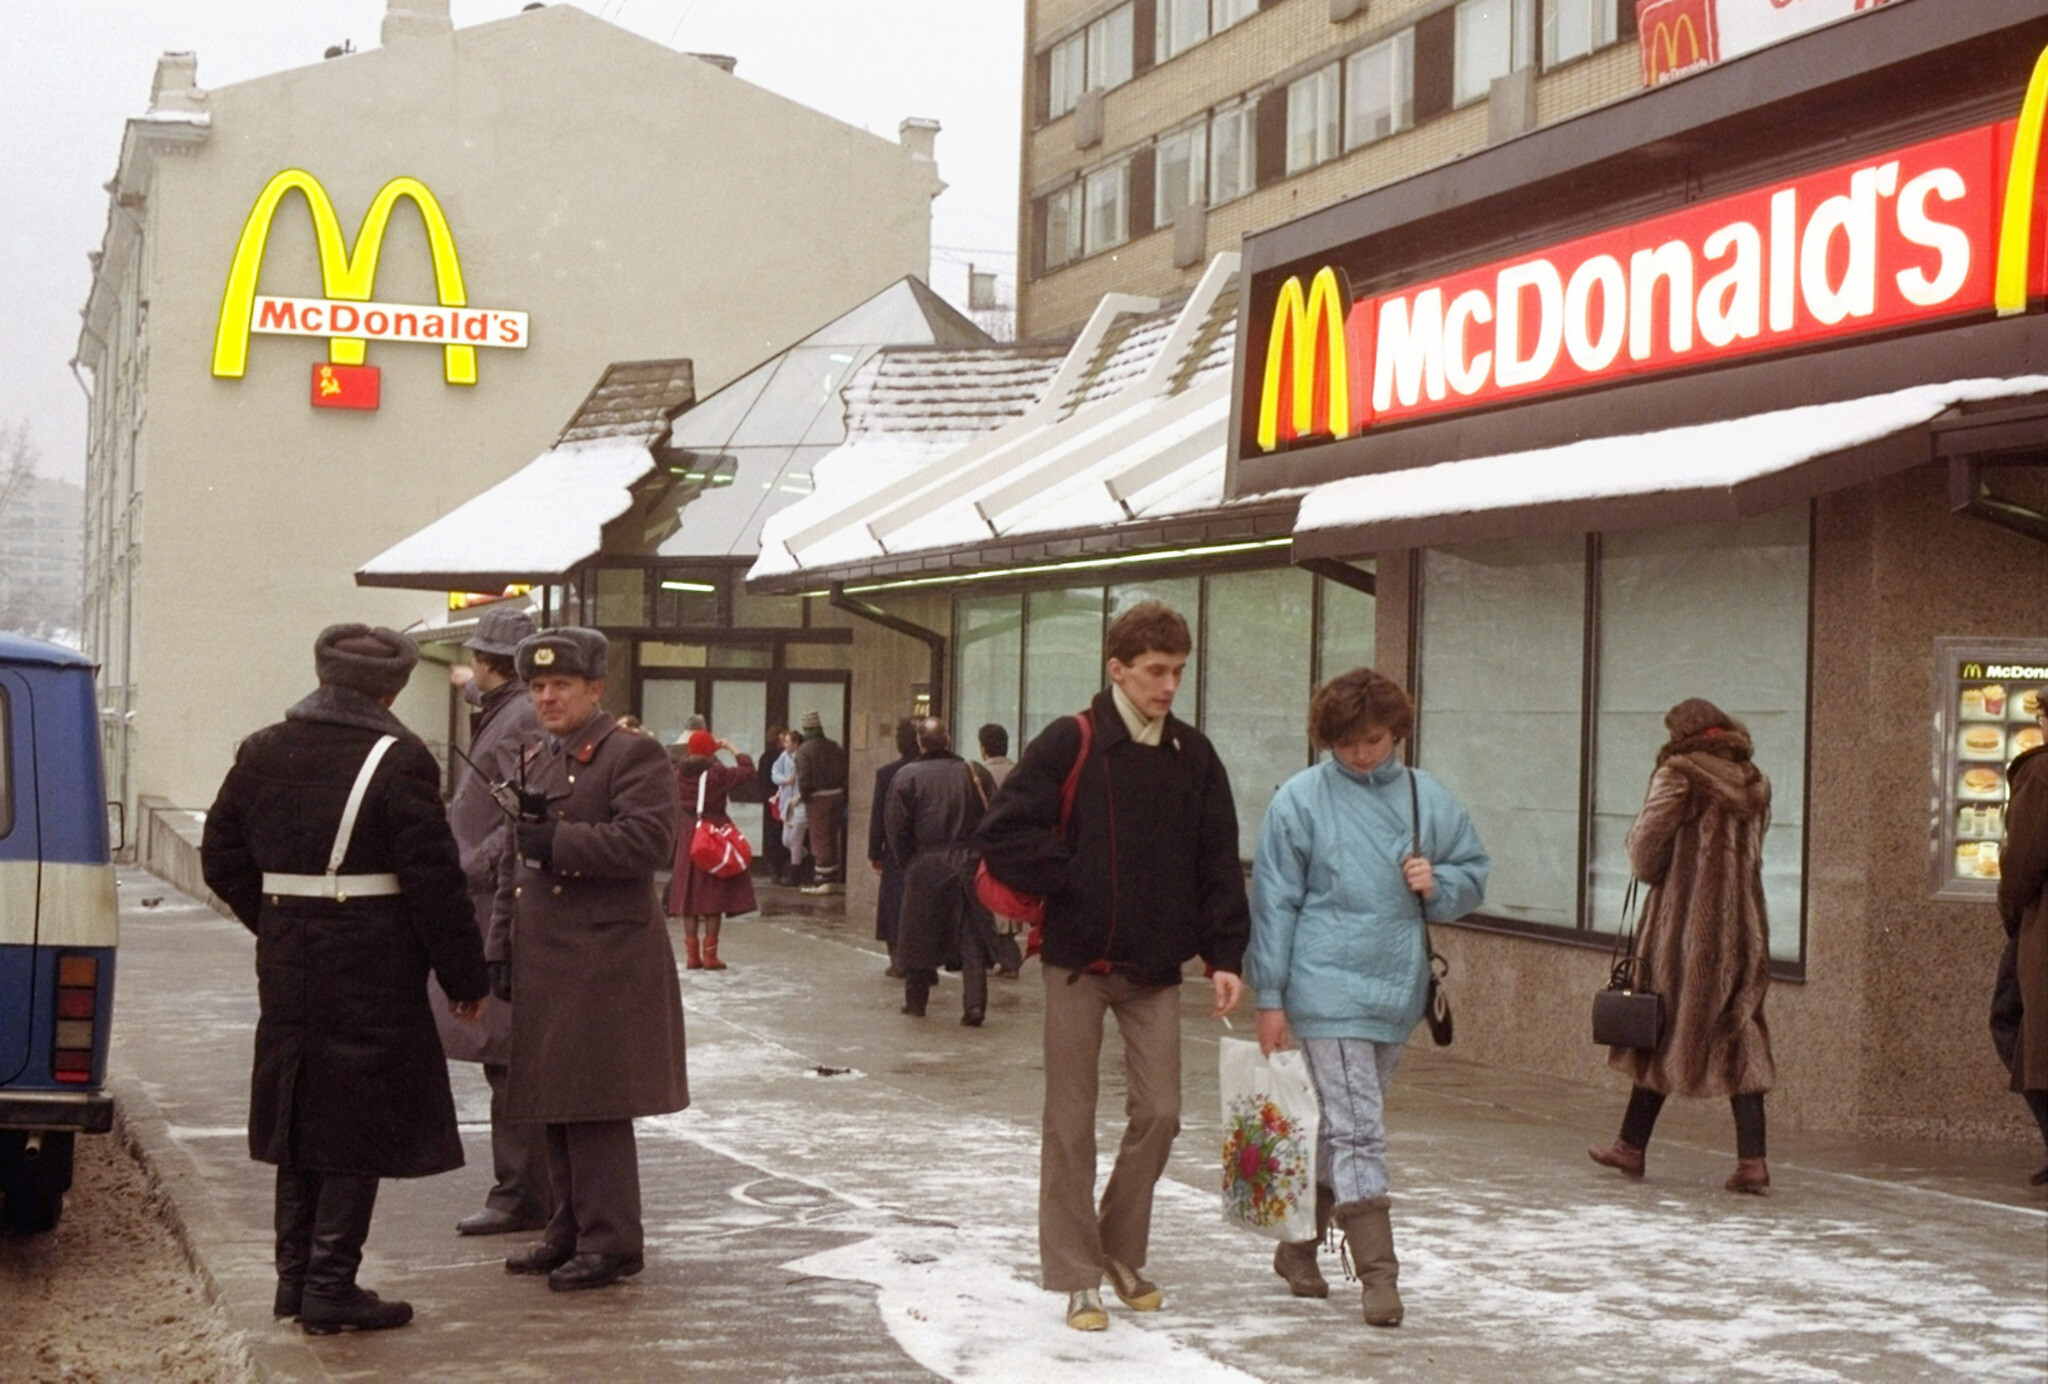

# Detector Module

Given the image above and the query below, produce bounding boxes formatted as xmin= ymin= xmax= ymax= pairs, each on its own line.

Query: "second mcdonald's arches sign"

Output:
xmin=1637 ymin=0 xmax=1899 ymax=88
xmin=211 ymin=169 xmax=530 ymax=406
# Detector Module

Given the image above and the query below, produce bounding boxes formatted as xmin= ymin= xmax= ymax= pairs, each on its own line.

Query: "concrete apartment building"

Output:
xmin=1018 ymin=0 xmax=1641 ymax=336
xmin=0 ymin=476 xmax=84 ymax=637
xmin=75 ymin=0 xmax=944 ymax=815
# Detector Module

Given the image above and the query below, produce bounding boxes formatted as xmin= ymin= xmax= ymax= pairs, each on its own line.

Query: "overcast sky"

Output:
xmin=0 ymin=0 xmax=1024 ymax=484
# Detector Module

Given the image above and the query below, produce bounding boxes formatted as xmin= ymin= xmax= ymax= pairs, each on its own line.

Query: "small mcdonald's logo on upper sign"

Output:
xmin=1637 ymin=0 xmax=1717 ymax=86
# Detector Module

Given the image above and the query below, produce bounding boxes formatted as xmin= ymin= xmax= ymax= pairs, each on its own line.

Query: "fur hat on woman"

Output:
xmin=314 ymin=624 xmax=419 ymax=699
xmin=1659 ymin=698 xmax=1753 ymax=762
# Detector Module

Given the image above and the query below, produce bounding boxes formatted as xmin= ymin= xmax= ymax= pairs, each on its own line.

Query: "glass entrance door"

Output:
xmin=709 ymin=679 xmax=769 ymax=850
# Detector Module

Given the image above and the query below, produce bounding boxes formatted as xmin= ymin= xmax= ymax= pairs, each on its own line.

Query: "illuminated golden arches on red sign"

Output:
xmin=212 ymin=169 xmax=477 ymax=384
xmin=1995 ymin=43 xmax=2048 ymax=317
xmin=1257 ymin=267 xmax=1351 ymax=452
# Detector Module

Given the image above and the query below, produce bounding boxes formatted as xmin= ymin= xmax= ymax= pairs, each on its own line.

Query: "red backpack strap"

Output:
xmin=1056 ymin=708 xmax=1094 ymax=833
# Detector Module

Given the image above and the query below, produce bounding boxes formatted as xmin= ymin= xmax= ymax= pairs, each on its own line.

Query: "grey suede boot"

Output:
xmin=1334 ymin=1196 xmax=1402 ymax=1327
xmin=1272 ymin=1183 xmax=1333 ymax=1298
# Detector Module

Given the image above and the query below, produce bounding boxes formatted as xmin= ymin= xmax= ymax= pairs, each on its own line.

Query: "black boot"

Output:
xmin=299 ymin=1174 xmax=413 ymax=1335
xmin=902 ymin=972 xmax=931 ymax=1017
xmin=273 ymin=1166 xmax=319 ymax=1319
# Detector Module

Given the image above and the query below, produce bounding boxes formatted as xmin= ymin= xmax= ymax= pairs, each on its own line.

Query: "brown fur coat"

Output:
xmin=1997 ymin=744 xmax=2047 ymax=1093
xmin=1609 ymin=730 xmax=1777 ymax=1098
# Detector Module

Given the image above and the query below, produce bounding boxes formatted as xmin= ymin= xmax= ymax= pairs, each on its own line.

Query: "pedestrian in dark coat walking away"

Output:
xmin=869 ymin=717 xmax=920 ymax=970
xmin=887 ymin=719 xmax=999 ymax=1024
xmin=438 ymin=606 xmax=552 ymax=1239
xmin=1994 ymin=699 xmax=2048 ymax=1185
xmin=976 ymin=600 xmax=1248 ymax=1333
xmin=668 ymin=728 xmax=757 ymax=969
xmin=1591 ymin=698 xmax=1778 ymax=1194
xmin=489 ymin=628 xmax=687 ymax=1293
xmin=795 ymin=710 xmax=849 ymax=893
xmin=202 ymin=624 xmax=489 ymax=1336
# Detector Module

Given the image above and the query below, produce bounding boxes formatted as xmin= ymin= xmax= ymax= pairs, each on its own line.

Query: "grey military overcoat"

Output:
xmin=487 ymin=713 xmax=689 ymax=1123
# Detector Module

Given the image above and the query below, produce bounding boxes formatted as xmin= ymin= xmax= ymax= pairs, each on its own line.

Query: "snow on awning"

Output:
xmin=356 ymin=437 xmax=656 ymax=590
xmin=1292 ymin=376 xmax=2048 ymax=559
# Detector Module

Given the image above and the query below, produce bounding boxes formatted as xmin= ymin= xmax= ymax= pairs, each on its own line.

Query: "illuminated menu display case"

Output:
xmin=1932 ymin=638 xmax=2048 ymax=901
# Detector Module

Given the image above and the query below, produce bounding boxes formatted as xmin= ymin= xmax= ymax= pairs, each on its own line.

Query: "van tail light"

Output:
xmin=53 ymin=954 xmax=99 ymax=1085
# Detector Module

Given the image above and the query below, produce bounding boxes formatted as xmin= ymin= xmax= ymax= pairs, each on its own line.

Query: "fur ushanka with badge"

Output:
xmin=1611 ymin=724 xmax=1778 ymax=1099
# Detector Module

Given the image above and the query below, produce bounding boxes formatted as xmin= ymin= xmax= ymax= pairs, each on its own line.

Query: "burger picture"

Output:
xmin=2016 ymin=727 xmax=2045 ymax=755
xmin=2023 ymin=689 xmax=2043 ymax=718
xmin=1963 ymin=726 xmax=2003 ymax=755
xmin=1962 ymin=766 xmax=2002 ymax=795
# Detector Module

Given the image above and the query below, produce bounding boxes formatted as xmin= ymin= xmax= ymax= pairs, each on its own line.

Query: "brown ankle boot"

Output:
xmin=1589 ymin=1139 xmax=1646 ymax=1178
xmin=1273 ymin=1184 xmax=1333 ymax=1298
xmin=1333 ymin=1197 xmax=1402 ymax=1327
xmin=684 ymin=936 xmax=704 ymax=970
xmin=1725 ymin=1157 xmax=1769 ymax=1194
xmin=702 ymin=938 xmax=728 ymax=971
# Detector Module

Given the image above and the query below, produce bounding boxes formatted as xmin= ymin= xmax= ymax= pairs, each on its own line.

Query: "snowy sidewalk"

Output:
xmin=110 ymin=871 xmax=2046 ymax=1382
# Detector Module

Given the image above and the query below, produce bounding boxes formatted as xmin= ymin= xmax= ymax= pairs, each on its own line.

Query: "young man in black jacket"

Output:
xmin=976 ymin=601 xmax=1248 ymax=1332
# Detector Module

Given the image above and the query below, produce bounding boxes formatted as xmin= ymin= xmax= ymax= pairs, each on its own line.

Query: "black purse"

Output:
xmin=1407 ymin=768 xmax=1454 ymax=1048
xmin=1592 ymin=879 xmax=1664 ymax=1051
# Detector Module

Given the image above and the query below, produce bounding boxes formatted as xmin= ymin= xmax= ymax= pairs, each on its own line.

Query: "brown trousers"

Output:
xmin=807 ymin=789 xmax=847 ymax=880
xmin=1039 ymin=964 xmax=1183 ymax=1291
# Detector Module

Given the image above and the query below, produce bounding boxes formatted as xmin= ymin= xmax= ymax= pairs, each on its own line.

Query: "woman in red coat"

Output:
xmin=667 ymin=730 xmax=758 ymax=969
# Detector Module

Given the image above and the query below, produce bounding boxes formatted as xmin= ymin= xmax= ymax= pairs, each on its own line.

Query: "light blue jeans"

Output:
xmin=1300 ymin=1038 xmax=1402 ymax=1204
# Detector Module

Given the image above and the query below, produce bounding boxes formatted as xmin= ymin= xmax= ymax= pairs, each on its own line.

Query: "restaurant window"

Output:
xmin=1204 ymin=568 xmax=1315 ymax=859
xmin=1417 ymin=536 xmax=1585 ymax=928
xmin=1083 ymin=161 xmax=1131 ymax=257
xmin=1286 ymin=64 xmax=1342 ymax=176
xmin=593 ymin=566 xmax=650 ymax=628
xmin=1589 ymin=509 xmax=1810 ymax=960
xmin=1317 ymin=577 xmax=1376 ymax=683
xmin=652 ymin=568 xmax=723 ymax=627
xmin=1087 ymin=5 xmax=1136 ymax=93
xmin=1155 ymin=123 xmax=1208 ymax=226
xmin=956 ymin=594 xmax=1024 ymax=759
xmin=1346 ymin=32 xmax=1413 ymax=149
xmin=1044 ymin=183 xmax=1084 ymax=270
xmin=1544 ymin=0 xmax=1619 ymax=69
xmin=1209 ymin=103 xmax=1257 ymax=205
xmin=1023 ymin=588 xmax=1106 ymax=744
xmin=1110 ymin=578 xmax=1201 ymax=719
xmin=1454 ymin=0 xmax=1535 ymax=107
xmin=1048 ymin=31 xmax=1087 ymax=118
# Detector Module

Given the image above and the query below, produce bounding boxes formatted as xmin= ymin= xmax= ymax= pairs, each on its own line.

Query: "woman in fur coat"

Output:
xmin=1590 ymin=698 xmax=1777 ymax=1194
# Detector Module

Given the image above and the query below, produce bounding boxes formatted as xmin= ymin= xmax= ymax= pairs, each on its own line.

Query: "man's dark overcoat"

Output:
xmin=201 ymin=686 xmax=489 ymax=1178
xmin=886 ymin=751 xmax=997 ymax=974
xmin=1999 ymin=742 xmax=2048 ymax=1093
xmin=487 ymin=712 xmax=689 ymax=1123
xmin=432 ymin=678 xmax=538 ymax=1063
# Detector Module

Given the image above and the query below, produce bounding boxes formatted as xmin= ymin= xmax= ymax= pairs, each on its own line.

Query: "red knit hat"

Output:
xmin=686 ymin=730 xmax=718 ymax=758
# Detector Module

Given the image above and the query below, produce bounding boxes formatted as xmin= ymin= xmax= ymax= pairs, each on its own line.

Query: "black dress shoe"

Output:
xmin=547 ymin=1252 xmax=645 ymax=1291
xmin=505 ymin=1241 xmax=577 ymax=1275
xmin=961 ymin=1008 xmax=985 ymax=1027
xmin=459 ymin=1207 xmax=547 ymax=1237
xmin=300 ymin=1286 xmax=413 ymax=1334
xmin=274 ymin=1279 xmax=302 ymax=1320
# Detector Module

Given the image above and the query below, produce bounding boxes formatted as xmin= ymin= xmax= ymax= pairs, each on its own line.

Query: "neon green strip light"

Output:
xmin=835 ymin=537 xmax=1295 ymax=595
xmin=660 ymin=580 xmax=718 ymax=593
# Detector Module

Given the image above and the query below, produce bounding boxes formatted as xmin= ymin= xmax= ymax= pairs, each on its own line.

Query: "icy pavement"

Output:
xmin=108 ymin=871 xmax=2046 ymax=1382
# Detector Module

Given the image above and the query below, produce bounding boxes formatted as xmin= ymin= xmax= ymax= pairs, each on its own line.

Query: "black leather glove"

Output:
xmin=488 ymin=960 xmax=513 ymax=1003
xmin=515 ymin=819 xmax=557 ymax=870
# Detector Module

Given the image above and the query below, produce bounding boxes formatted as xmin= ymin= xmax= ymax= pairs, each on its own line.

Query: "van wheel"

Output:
xmin=2 ymin=1187 xmax=62 ymax=1233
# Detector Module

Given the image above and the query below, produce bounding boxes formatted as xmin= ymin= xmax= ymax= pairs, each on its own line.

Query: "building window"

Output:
xmin=1049 ymin=31 xmax=1086 ymax=118
xmin=956 ymin=594 xmax=1023 ymax=754
xmin=1203 ymin=568 xmax=1315 ymax=858
xmin=1087 ymin=5 xmax=1135 ymax=92
xmin=1286 ymin=63 xmax=1342 ymax=176
xmin=1155 ymin=122 xmax=1208 ymax=226
xmin=1213 ymin=0 xmax=1259 ymax=33
xmin=1544 ymin=0 xmax=1619 ymax=68
xmin=1023 ymin=588 xmax=1106 ymax=743
xmin=1454 ymin=0 xmax=1535 ymax=107
xmin=1083 ymin=160 xmax=1131 ymax=256
xmin=1050 ymin=2 xmax=1136 ymax=119
xmin=1346 ymin=32 xmax=1413 ymax=149
xmin=1415 ymin=509 xmax=1811 ymax=958
xmin=1209 ymin=103 xmax=1256 ymax=205
xmin=1045 ymin=183 xmax=1084 ymax=269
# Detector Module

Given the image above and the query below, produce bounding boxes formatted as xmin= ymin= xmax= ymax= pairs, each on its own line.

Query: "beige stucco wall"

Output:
xmin=1374 ymin=470 xmax=2044 ymax=1143
xmin=113 ymin=5 xmax=937 ymax=807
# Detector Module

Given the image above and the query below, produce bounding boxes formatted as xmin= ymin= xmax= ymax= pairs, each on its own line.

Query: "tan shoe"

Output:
xmin=1334 ymin=1197 xmax=1403 ymax=1328
xmin=1064 ymin=1288 xmax=1109 ymax=1331
xmin=1725 ymin=1157 xmax=1770 ymax=1194
xmin=1588 ymin=1139 xmax=1646 ymax=1179
xmin=1273 ymin=1183 xmax=1334 ymax=1298
xmin=1103 ymin=1257 xmax=1162 ymax=1311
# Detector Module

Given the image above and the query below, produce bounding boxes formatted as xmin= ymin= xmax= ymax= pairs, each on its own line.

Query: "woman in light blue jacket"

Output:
xmin=1249 ymin=668 xmax=1487 ymax=1328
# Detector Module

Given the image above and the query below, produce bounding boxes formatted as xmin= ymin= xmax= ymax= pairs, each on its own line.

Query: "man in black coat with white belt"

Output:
xmin=203 ymin=625 xmax=489 ymax=1336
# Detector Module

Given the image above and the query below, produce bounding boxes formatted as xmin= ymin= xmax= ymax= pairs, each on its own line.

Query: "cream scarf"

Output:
xmin=1110 ymin=682 xmax=1165 ymax=747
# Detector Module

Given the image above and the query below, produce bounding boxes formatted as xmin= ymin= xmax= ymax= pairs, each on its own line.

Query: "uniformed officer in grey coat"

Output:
xmin=437 ymin=604 xmax=552 ymax=1236
xmin=488 ymin=628 xmax=688 ymax=1291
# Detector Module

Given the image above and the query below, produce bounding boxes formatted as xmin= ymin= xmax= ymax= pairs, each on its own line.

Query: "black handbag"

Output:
xmin=1407 ymin=768 xmax=1453 ymax=1048
xmin=1593 ymin=879 xmax=1664 ymax=1051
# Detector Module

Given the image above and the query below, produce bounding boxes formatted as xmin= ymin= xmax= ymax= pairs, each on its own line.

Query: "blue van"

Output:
xmin=0 ymin=632 xmax=117 ymax=1232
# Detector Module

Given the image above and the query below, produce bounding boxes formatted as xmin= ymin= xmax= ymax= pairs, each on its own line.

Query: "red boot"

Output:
xmin=1725 ymin=1158 xmax=1769 ymax=1194
xmin=702 ymin=938 xmax=728 ymax=971
xmin=684 ymin=935 xmax=704 ymax=970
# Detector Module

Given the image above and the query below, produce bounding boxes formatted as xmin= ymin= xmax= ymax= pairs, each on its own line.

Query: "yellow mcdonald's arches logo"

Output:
xmin=212 ymin=169 xmax=478 ymax=384
xmin=1647 ymin=15 xmax=1703 ymax=75
xmin=1963 ymin=663 xmax=1985 ymax=679
xmin=1256 ymin=266 xmax=1352 ymax=453
xmin=1995 ymin=43 xmax=2048 ymax=317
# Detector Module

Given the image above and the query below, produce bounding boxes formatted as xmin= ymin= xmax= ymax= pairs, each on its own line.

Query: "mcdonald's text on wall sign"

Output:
xmin=212 ymin=169 xmax=529 ymax=403
xmin=1248 ymin=87 xmax=2048 ymax=455
xmin=1636 ymin=0 xmax=1898 ymax=87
